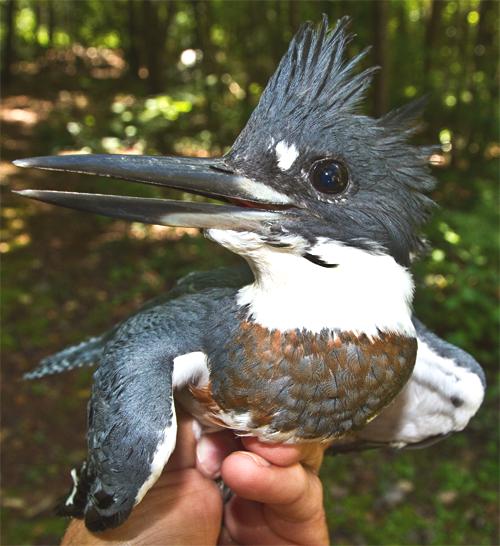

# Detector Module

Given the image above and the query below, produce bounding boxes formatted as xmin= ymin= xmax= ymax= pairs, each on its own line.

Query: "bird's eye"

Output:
xmin=310 ymin=159 xmax=349 ymax=195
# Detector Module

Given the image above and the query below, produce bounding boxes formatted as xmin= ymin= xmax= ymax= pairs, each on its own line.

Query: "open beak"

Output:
xmin=13 ymin=154 xmax=292 ymax=232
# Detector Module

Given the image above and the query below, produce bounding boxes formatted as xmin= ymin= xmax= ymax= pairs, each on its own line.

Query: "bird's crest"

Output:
xmin=232 ymin=15 xmax=377 ymax=149
xmin=232 ymin=15 xmax=435 ymax=172
xmin=263 ymin=15 xmax=375 ymax=116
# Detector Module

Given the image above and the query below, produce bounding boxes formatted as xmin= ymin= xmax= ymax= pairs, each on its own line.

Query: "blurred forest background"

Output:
xmin=1 ymin=0 xmax=498 ymax=544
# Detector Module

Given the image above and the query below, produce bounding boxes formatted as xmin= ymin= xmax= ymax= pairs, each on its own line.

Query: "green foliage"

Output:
xmin=414 ymin=176 xmax=498 ymax=369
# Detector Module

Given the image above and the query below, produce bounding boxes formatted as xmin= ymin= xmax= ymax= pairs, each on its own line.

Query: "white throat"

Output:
xmin=209 ymin=231 xmax=415 ymax=337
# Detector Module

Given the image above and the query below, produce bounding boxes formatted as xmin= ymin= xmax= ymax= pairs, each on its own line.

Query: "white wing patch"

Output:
xmin=134 ymin=406 xmax=178 ymax=505
xmin=359 ymin=339 xmax=485 ymax=446
xmin=134 ymin=352 xmax=210 ymax=506
xmin=275 ymin=140 xmax=299 ymax=171
xmin=172 ymin=351 xmax=209 ymax=389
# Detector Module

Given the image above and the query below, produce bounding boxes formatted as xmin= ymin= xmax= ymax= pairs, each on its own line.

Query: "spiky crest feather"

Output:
xmin=260 ymin=16 xmax=376 ymax=117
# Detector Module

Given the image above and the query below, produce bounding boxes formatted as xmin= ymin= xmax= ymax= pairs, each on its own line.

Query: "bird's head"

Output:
xmin=14 ymin=16 xmax=435 ymax=270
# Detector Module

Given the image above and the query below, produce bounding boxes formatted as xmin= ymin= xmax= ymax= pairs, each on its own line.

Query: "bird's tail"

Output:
xmin=24 ymin=334 xmax=105 ymax=380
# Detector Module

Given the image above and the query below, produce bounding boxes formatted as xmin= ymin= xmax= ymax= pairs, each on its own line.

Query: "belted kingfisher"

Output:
xmin=14 ymin=16 xmax=485 ymax=532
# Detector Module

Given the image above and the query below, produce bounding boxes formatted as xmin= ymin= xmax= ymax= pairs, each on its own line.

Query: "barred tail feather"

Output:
xmin=24 ymin=334 xmax=105 ymax=380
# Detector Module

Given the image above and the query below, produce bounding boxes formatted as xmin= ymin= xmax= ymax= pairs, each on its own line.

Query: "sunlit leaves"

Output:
xmin=140 ymin=95 xmax=193 ymax=122
xmin=16 ymin=7 xmax=36 ymax=41
xmin=53 ymin=30 xmax=71 ymax=47
xmin=467 ymin=10 xmax=480 ymax=25
xmin=404 ymin=85 xmax=417 ymax=98
xmin=431 ymin=248 xmax=445 ymax=262
xmin=0 ymin=207 xmax=31 ymax=254
xmin=444 ymin=94 xmax=457 ymax=107
xmin=100 ymin=31 xmax=120 ymax=49
xmin=210 ymin=25 xmax=226 ymax=46
xmin=414 ymin=180 xmax=498 ymax=365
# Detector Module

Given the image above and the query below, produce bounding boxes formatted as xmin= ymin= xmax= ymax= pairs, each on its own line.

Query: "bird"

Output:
xmin=13 ymin=16 xmax=485 ymax=532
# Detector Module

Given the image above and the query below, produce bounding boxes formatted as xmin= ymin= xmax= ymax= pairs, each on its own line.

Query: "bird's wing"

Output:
xmin=57 ymin=295 xmax=213 ymax=531
xmin=330 ymin=317 xmax=486 ymax=453
xmin=141 ymin=262 xmax=252 ymax=310
xmin=24 ymin=263 xmax=253 ymax=379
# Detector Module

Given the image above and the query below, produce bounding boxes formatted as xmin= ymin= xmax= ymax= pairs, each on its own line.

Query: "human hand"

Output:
xmin=62 ymin=408 xmax=329 ymax=545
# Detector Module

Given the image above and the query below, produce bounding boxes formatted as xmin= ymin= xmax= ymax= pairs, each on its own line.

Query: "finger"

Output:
xmin=242 ymin=437 xmax=327 ymax=472
xmin=196 ymin=430 xmax=242 ymax=479
xmin=223 ymin=496 xmax=286 ymax=545
xmin=241 ymin=437 xmax=303 ymax=466
xmin=221 ymin=451 xmax=323 ymax=521
xmin=166 ymin=406 xmax=198 ymax=471
xmin=222 ymin=456 xmax=328 ymax=545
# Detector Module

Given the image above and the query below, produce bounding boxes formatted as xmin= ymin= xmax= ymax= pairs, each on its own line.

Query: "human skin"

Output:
xmin=61 ymin=407 xmax=329 ymax=545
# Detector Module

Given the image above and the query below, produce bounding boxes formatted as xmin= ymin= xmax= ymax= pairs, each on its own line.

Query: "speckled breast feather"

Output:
xmin=193 ymin=320 xmax=417 ymax=442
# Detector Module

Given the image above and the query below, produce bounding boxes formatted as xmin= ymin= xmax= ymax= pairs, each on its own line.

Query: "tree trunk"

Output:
xmin=143 ymin=0 xmax=176 ymax=94
xmin=458 ymin=2 xmax=472 ymax=87
xmin=424 ymin=0 xmax=445 ymax=78
xmin=475 ymin=0 xmax=495 ymax=67
xmin=288 ymin=0 xmax=300 ymax=33
xmin=1 ymin=0 xmax=16 ymax=88
xmin=272 ymin=0 xmax=286 ymax=63
xmin=127 ymin=0 xmax=140 ymax=78
xmin=33 ymin=0 xmax=43 ymax=54
xmin=47 ymin=0 xmax=55 ymax=47
xmin=468 ymin=0 xmax=496 ymax=157
xmin=373 ymin=0 xmax=389 ymax=116
xmin=192 ymin=0 xmax=221 ymax=134
xmin=143 ymin=0 xmax=160 ymax=93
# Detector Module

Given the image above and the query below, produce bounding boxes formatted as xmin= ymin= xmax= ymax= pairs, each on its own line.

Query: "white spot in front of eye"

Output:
xmin=275 ymin=140 xmax=299 ymax=171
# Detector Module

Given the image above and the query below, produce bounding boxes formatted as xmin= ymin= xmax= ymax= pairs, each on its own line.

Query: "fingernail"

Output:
xmin=241 ymin=452 xmax=271 ymax=467
xmin=196 ymin=435 xmax=222 ymax=478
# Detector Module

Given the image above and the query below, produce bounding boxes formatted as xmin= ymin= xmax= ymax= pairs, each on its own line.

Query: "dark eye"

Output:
xmin=310 ymin=159 xmax=349 ymax=195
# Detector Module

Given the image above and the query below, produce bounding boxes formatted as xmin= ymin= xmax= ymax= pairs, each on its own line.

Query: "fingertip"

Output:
xmin=221 ymin=451 xmax=271 ymax=497
xmin=222 ymin=450 xmax=271 ymax=479
xmin=221 ymin=451 xmax=310 ymax=507
xmin=242 ymin=437 xmax=303 ymax=466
